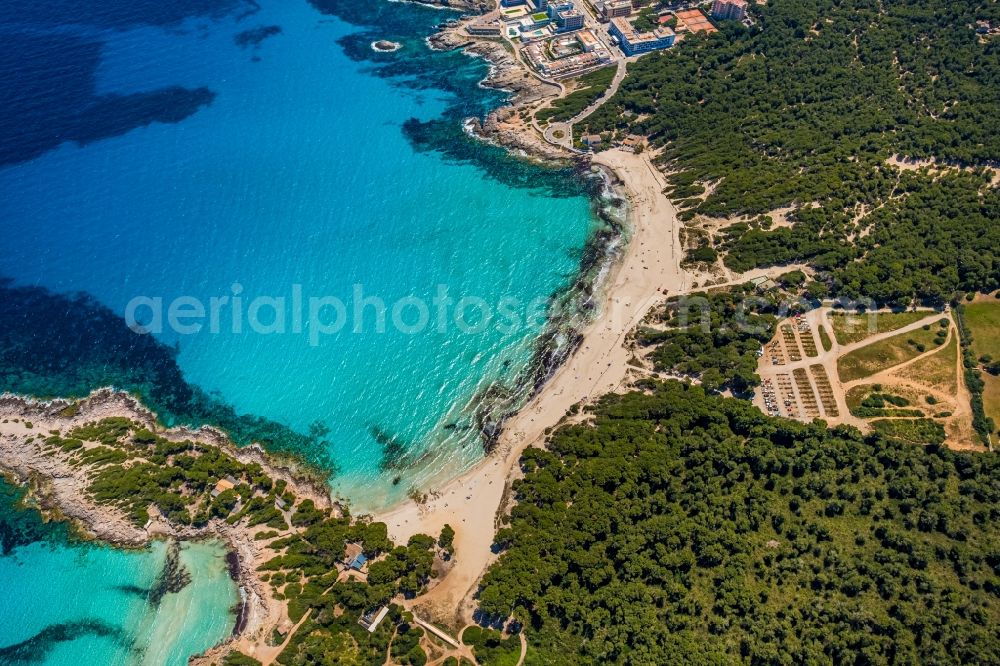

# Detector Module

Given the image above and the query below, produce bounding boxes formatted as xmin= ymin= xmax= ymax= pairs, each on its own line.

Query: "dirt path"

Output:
xmin=823 ymin=309 xmax=945 ymax=357
xmin=755 ymin=308 xmax=946 ymax=425
xmin=839 ymin=323 xmax=956 ymax=394
xmin=755 ymin=307 xmax=980 ymax=449
xmin=841 ymin=321 xmax=979 ymax=449
xmin=257 ymin=610 xmax=312 ymax=666
xmin=377 ymin=173 xmax=916 ymax=632
xmin=516 ymin=632 xmax=528 ymax=666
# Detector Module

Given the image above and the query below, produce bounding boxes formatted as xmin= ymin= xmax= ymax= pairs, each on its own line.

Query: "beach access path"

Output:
xmin=376 ymin=148 xmax=692 ymax=627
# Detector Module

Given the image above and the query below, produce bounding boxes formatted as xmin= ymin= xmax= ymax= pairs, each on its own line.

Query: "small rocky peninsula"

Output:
xmin=0 ymin=389 xmax=445 ymax=665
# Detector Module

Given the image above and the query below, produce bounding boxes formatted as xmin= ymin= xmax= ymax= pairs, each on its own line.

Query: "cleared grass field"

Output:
xmin=871 ymin=418 xmax=947 ymax=445
xmin=829 ymin=310 xmax=933 ymax=346
xmin=845 ymin=385 xmax=870 ymax=414
xmin=838 ymin=325 xmax=943 ymax=383
xmin=845 ymin=385 xmax=924 ymax=418
xmin=964 ymin=297 xmax=1000 ymax=426
xmin=894 ymin=335 xmax=959 ymax=395
xmin=964 ymin=298 xmax=1000 ymax=358
xmin=980 ymin=374 xmax=1000 ymax=430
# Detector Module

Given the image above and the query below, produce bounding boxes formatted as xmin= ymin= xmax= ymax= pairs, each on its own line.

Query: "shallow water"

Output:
xmin=0 ymin=480 xmax=236 ymax=665
xmin=0 ymin=0 xmax=599 ymax=507
xmin=0 ymin=0 xmax=601 ymax=660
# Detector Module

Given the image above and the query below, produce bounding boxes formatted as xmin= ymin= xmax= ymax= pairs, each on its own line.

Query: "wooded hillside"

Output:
xmin=588 ymin=0 xmax=1000 ymax=306
xmin=477 ymin=381 xmax=1000 ymax=665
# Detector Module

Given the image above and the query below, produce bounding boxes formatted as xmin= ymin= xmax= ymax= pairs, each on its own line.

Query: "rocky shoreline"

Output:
xmin=471 ymin=163 xmax=628 ymax=455
xmin=0 ymin=388 xmax=335 ymax=661
xmin=408 ymin=0 xmax=492 ymax=12
xmin=0 ymin=12 xmax=638 ymax=663
xmin=429 ymin=17 xmax=574 ymax=162
xmin=421 ymin=16 xmax=636 ymax=458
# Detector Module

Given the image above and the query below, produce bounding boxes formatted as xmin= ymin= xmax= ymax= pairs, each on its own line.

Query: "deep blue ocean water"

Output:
xmin=0 ymin=0 xmax=599 ymax=661
xmin=0 ymin=0 xmax=599 ymax=503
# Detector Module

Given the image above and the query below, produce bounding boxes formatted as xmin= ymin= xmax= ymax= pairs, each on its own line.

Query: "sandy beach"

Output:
xmin=0 ymin=146 xmax=697 ymax=645
xmin=377 ymin=148 xmax=692 ymax=626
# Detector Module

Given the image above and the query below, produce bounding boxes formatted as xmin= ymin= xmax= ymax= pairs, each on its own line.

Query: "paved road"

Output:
xmin=510 ymin=0 xmax=630 ymax=151
xmin=570 ymin=56 xmax=628 ymax=126
xmin=540 ymin=57 xmax=627 ymax=150
xmin=542 ymin=121 xmax=574 ymax=149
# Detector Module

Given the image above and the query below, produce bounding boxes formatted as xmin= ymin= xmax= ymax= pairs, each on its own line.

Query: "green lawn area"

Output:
xmin=871 ymin=418 xmax=947 ymax=445
xmin=895 ymin=334 xmax=959 ymax=395
xmin=829 ymin=310 xmax=936 ymax=346
xmin=837 ymin=325 xmax=943 ymax=383
xmin=964 ymin=298 xmax=1000 ymax=358
xmin=980 ymin=373 xmax=1000 ymax=430
xmin=817 ymin=324 xmax=832 ymax=351
xmin=963 ymin=296 xmax=1000 ymax=426
xmin=536 ymin=66 xmax=616 ymax=124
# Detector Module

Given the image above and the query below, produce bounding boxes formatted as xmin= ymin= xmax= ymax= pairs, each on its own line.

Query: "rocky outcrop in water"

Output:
xmin=372 ymin=39 xmax=402 ymax=52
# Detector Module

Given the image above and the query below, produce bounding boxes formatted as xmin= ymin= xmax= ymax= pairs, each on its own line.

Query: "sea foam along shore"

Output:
xmin=0 ymin=12 xmax=695 ymax=650
xmin=377 ymin=147 xmax=694 ymax=627
xmin=371 ymin=14 xmax=697 ymax=628
xmin=428 ymin=18 xmax=570 ymax=162
xmin=0 ymin=388 xmax=335 ymax=663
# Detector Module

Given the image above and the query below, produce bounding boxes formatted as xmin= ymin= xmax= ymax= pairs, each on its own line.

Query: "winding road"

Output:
xmin=541 ymin=57 xmax=628 ymax=151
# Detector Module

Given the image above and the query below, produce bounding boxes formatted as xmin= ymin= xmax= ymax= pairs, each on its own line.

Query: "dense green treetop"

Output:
xmin=477 ymin=381 xmax=1000 ymax=665
xmin=637 ymin=287 xmax=782 ymax=393
xmin=588 ymin=0 xmax=1000 ymax=305
xmin=33 ymin=416 xmax=435 ymax=666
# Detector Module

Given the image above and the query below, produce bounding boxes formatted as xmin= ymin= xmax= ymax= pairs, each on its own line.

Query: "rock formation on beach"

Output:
xmin=411 ymin=0 xmax=492 ymax=12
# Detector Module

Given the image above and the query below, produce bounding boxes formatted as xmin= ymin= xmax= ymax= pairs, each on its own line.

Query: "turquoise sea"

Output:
xmin=0 ymin=0 xmax=603 ymax=661
xmin=0 ymin=0 xmax=601 ymax=507
xmin=0 ymin=480 xmax=236 ymax=665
